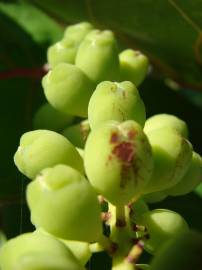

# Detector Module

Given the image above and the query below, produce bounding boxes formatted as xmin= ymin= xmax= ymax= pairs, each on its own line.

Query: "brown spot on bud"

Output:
xmin=112 ymin=142 xmax=136 ymax=187
xmin=137 ymin=240 xmax=144 ymax=249
xmin=128 ymin=129 xmax=137 ymax=140
xmin=108 ymin=242 xmax=118 ymax=255
xmin=101 ymin=212 xmax=111 ymax=222
xmin=144 ymin=233 xmax=150 ymax=240
xmin=110 ymin=132 xmax=119 ymax=143
xmin=112 ymin=142 xmax=134 ymax=163
xmin=79 ymin=122 xmax=90 ymax=142
xmin=132 ymin=224 xmax=138 ymax=231
xmin=127 ymin=203 xmax=132 ymax=208
xmin=134 ymin=51 xmax=141 ymax=56
xmin=127 ymin=255 xmax=135 ymax=264
xmin=116 ymin=218 xmax=126 ymax=227
xmin=107 ymin=132 xmax=141 ymax=188
xmin=122 ymin=90 xmax=126 ymax=98
xmin=131 ymin=238 xmax=139 ymax=245
xmin=98 ymin=195 xmax=105 ymax=204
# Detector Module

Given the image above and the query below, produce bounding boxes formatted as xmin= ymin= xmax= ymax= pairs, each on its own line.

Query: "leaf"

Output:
xmin=0 ymin=2 xmax=61 ymax=202
xmin=30 ymin=0 xmax=202 ymax=90
xmin=140 ymin=77 xmax=202 ymax=154
xmin=0 ymin=78 xmax=43 ymax=200
xmin=0 ymin=1 xmax=63 ymax=45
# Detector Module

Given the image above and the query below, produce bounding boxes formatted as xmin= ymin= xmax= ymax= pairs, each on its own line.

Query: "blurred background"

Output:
xmin=0 ymin=1 xmax=202 ymax=267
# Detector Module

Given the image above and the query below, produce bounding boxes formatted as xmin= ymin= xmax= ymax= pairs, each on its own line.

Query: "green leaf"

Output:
xmin=0 ymin=2 xmax=63 ymax=45
xmin=140 ymin=77 xmax=202 ymax=154
xmin=30 ymin=0 xmax=202 ymax=90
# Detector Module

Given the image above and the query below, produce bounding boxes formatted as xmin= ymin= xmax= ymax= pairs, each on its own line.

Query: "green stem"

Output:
xmin=115 ymin=205 xmax=126 ymax=227
xmin=126 ymin=240 xmax=144 ymax=264
xmin=97 ymin=234 xmax=117 ymax=255
xmin=112 ymin=256 xmax=135 ymax=270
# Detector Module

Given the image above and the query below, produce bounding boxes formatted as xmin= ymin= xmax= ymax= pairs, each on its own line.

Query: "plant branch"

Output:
xmin=0 ymin=64 xmax=49 ymax=80
xmin=116 ymin=205 xmax=126 ymax=227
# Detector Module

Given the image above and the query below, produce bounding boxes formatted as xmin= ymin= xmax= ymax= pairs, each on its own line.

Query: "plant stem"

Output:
xmin=0 ymin=64 xmax=48 ymax=80
xmin=115 ymin=205 xmax=126 ymax=227
xmin=126 ymin=240 xmax=144 ymax=264
xmin=112 ymin=256 xmax=135 ymax=270
xmin=97 ymin=234 xmax=117 ymax=255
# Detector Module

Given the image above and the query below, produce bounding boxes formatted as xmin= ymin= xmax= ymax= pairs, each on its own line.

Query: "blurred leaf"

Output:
xmin=140 ymin=77 xmax=202 ymax=154
xmin=0 ymin=1 xmax=58 ymax=205
xmin=180 ymin=88 xmax=202 ymax=109
xmin=0 ymin=2 xmax=63 ymax=71
xmin=0 ymin=1 xmax=63 ymax=45
xmin=30 ymin=0 xmax=202 ymax=90
xmin=0 ymin=78 xmax=43 ymax=200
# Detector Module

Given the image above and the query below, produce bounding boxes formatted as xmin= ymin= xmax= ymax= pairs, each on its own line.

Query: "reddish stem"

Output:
xmin=0 ymin=64 xmax=49 ymax=80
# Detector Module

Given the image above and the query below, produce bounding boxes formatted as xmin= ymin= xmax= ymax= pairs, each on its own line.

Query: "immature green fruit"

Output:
xmin=62 ymin=120 xmax=90 ymax=148
xmin=88 ymin=81 xmax=146 ymax=130
xmin=0 ymin=232 xmax=84 ymax=270
xmin=84 ymin=120 xmax=153 ymax=205
xmin=47 ymin=38 xmax=78 ymax=68
xmin=35 ymin=228 xmax=91 ymax=266
xmin=150 ymin=231 xmax=202 ymax=270
xmin=143 ymin=191 xmax=167 ymax=204
xmin=75 ymin=30 xmax=120 ymax=83
xmin=14 ymin=130 xmax=84 ymax=179
xmin=144 ymin=114 xmax=188 ymax=138
xmin=138 ymin=209 xmax=189 ymax=254
xmin=48 ymin=22 xmax=94 ymax=68
xmin=166 ymin=151 xmax=202 ymax=196
xmin=64 ymin=22 xmax=94 ymax=40
xmin=43 ymin=63 xmax=95 ymax=117
xmin=33 ymin=103 xmax=74 ymax=132
xmin=27 ymin=165 xmax=102 ymax=242
xmin=119 ymin=49 xmax=149 ymax=86
xmin=62 ymin=241 xmax=91 ymax=266
xmin=143 ymin=127 xmax=192 ymax=194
